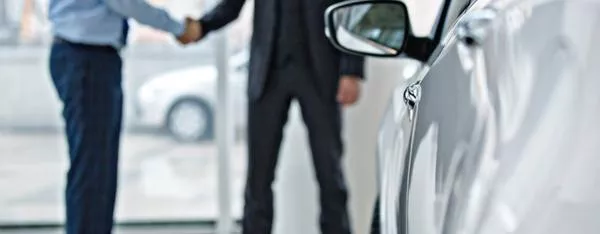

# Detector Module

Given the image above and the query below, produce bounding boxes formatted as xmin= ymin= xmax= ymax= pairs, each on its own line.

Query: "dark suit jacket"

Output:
xmin=199 ymin=0 xmax=365 ymax=101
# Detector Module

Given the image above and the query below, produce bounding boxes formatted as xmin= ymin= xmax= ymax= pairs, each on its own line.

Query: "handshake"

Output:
xmin=176 ymin=17 xmax=203 ymax=45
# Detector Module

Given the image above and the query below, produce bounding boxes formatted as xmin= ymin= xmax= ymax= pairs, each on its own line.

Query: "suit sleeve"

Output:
xmin=339 ymin=53 xmax=365 ymax=79
xmin=198 ymin=0 xmax=247 ymax=37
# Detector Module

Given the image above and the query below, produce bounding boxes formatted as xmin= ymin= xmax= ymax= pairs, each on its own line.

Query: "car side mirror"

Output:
xmin=325 ymin=0 xmax=411 ymax=57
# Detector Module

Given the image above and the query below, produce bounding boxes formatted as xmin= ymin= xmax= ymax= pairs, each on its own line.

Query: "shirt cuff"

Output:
xmin=169 ymin=20 xmax=186 ymax=37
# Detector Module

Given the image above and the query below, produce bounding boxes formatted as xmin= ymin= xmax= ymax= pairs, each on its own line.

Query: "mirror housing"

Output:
xmin=325 ymin=0 xmax=411 ymax=57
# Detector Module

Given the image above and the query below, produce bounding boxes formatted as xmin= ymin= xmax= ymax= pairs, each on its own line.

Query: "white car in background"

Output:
xmin=135 ymin=49 xmax=249 ymax=142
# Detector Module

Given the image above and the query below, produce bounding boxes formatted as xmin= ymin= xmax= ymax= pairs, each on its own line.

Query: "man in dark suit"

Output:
xmin=197 ymin=0 xmax=364 ymax=233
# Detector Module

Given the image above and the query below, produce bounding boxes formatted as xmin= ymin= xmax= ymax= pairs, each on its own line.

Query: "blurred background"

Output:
xmin=0 ymin=0 xmax=254 ymax=226
xmin=0 ymin=0 xmax=440 ymax=233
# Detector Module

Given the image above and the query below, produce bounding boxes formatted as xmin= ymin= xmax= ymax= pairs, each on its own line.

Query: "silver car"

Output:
xmin=135 ymin=49 xmax=249 ymax=142
xmin=326 ymin=0 xmax=600 ymax=233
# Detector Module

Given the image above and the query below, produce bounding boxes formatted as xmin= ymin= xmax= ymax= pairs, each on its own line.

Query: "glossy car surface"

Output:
xmin=326 ymin=0 xmax=600 ymax=233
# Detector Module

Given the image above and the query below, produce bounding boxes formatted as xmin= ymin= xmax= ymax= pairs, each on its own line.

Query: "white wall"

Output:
xmin=273 ymin=57 xmax=415 ymax=234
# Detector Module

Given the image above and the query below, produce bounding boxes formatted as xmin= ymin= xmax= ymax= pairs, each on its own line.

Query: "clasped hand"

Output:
xmin=176 ymin=17 xmax=203 ymax=45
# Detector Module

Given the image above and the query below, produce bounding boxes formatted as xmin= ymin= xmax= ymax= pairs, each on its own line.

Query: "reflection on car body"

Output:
xmin=326 ymin=0 xmax=600 ymax=233
xmin=336 ymin=26 xmax=397 ymax=54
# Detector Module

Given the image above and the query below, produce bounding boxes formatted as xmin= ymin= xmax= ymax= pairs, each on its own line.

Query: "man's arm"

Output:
xmin=198 ymin=0 xmax=247 ymax=38
xmin=339 ymin=53 xmax=365 ymax=79
xmin=103 ymin=0 xmax=185 ymax=37
xmin=335 ymin=0 xmax=366 ymax=106
xmin=336 ymin=52 xmax=365 ymax=106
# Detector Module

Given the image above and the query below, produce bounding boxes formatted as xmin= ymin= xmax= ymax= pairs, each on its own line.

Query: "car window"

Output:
xmin=440 ymin=0 xmax=472 ymax=36
xmin=401 ymin=0 xmax=445 ymax=37
xmin=400 ymin=0 xmax=474 ymax=39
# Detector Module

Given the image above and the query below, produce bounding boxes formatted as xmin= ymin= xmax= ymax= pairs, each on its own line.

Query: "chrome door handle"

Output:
xmin=403 ymin=82 xmax=421 ymax=109
xmin=456 ymin=8 xmax=498 ymax=47
xmin=403 ymin=82 xmax=421 ymax=121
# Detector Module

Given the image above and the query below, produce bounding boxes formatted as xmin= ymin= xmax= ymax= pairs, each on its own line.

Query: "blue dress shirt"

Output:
xmin=49 ymin=0 xmax=186 ymax=48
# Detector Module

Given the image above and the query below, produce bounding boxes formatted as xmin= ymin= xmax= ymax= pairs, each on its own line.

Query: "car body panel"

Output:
xmin=391 ymin=0 xmax=600 ymax=233
xmin=326 ymin=0 xmax=600 ymax=232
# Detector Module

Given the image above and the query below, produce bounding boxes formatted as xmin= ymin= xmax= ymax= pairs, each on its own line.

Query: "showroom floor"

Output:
xmin=0 ymin=226 xmax=231 ymax=234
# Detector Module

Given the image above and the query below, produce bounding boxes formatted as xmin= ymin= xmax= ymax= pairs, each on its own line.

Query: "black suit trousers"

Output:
xmin=242 ymin=63 xmax=351 ymax=234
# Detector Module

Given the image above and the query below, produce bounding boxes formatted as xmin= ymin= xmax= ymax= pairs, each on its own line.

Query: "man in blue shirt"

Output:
xmin=47 ymin=1 xmax=200 ymax=233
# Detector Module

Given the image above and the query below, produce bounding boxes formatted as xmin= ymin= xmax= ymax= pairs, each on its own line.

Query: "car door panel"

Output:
xmin=404 ymin=1 xmax=600 ymax=234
